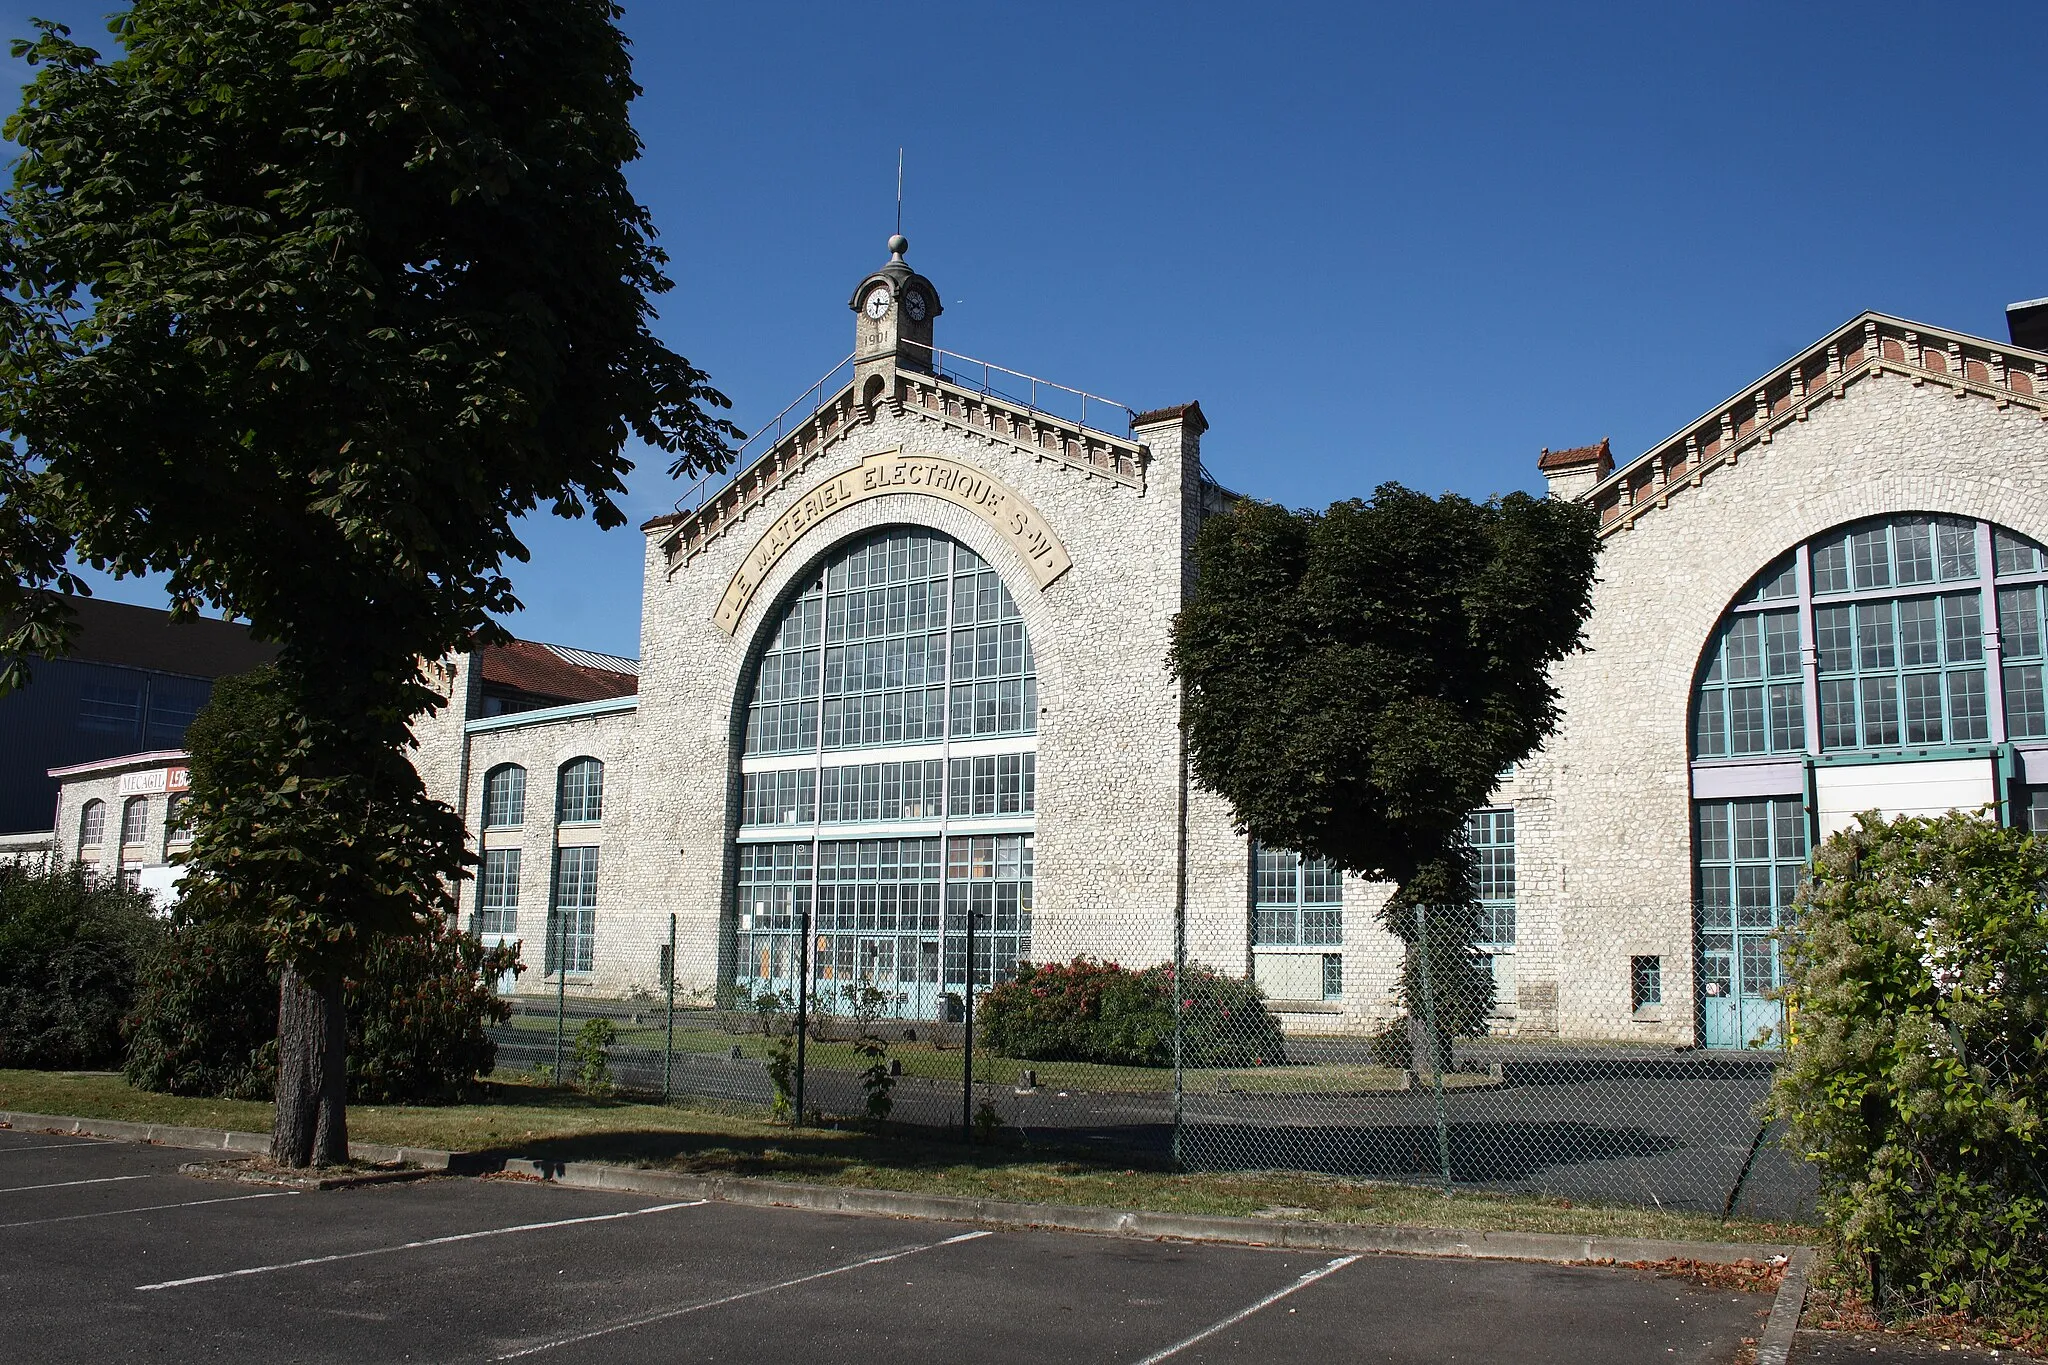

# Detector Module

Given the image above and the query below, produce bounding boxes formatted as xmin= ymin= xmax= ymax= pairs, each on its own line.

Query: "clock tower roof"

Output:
xmin=847 ymin=234 xmax=943 ymax=321
xmin=850 ymin=234 xmax=940 ymax=390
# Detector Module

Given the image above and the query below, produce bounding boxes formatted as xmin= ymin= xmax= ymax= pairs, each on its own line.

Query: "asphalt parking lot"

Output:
xmin=0 ymin=1127 xmax=1782 ymax=1363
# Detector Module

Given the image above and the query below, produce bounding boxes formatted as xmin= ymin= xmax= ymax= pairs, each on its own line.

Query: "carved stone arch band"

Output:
xmin=713 ymin=447 xmax=1073 ymax=635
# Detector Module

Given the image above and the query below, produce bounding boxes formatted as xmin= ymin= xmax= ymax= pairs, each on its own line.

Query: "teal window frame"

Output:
xmin=482 ymin=764 xmax=527 ymax=829
xmin=1466 ymin=808 xmax=1516 ymax=946
xmin=1253 ymin=844 xmax=1343 ymax=947
xmin=477 ymin=848 xmax=520 ymax=936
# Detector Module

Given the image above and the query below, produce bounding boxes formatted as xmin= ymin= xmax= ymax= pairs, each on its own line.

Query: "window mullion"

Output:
xmin=1977 ymin=520 xmax=2009 ymax=745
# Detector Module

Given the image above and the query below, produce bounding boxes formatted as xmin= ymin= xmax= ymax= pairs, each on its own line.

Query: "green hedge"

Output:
xmin=125 ymin=914 xmax=519 ymax=1103
xmin=979 ymin=957 xmax=1288 ymax=1068
xmin=0 ymin=861 xmax=161 ymax=1070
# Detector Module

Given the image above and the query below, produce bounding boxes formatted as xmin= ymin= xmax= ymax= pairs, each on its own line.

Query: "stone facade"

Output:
xmin=42 ymin=251 xmax=2048 ymax=1053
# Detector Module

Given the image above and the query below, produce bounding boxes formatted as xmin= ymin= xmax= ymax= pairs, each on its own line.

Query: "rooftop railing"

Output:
xmin=671 ymin=344 xmax=1137 ymax=517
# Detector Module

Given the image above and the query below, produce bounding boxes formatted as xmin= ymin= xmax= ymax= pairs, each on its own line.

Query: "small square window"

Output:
xmin=1630 ymin=955 xmax=1663 ymax=1012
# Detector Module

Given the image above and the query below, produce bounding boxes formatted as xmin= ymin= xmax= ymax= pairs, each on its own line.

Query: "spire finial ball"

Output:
xmin=888 ymin=234 xmax=909 ymax=260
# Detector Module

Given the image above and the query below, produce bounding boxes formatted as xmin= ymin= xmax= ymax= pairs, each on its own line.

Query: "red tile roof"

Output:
xmin=1537 ymin=437 xmax=1613 ymax=477
xmin=478 ymin=639 xmax=637 ymax=705
xmin=1132 ymin=402 xmax=1209 ymax=434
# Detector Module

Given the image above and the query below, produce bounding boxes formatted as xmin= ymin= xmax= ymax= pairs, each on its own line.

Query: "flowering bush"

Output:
xmin=1772 ymin=810 xmax=2048 ymax=1322
xmin=978 ymin=956 xmax=1287 ymax=1068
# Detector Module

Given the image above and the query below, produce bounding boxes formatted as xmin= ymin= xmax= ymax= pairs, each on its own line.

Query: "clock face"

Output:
xmin=863 ymin=286 xmax=892 ymax=320
xmin=903 ymin=289 xmax=928 ymax=323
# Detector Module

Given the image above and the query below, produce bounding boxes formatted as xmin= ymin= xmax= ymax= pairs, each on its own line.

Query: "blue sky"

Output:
xmin=8 ymin=2 xmax=2045 ymax=659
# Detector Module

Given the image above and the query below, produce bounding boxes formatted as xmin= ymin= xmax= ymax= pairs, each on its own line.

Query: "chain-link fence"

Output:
xmin=483 ymin=897 xmax=1817 ymax=1222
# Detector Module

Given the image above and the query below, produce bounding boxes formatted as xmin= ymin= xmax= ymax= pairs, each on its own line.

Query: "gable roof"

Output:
xmin=1580 ymin=312 xmax=2048 ymax=538
xmin=478 ymin=639 xmax=637 ymax=704
xmin=642 ymin=361 xmax=1151 ymax=572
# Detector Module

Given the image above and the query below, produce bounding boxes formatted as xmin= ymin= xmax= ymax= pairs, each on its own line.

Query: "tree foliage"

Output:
xmin=1771 ymin=811 xmax=2048 ymax=1322
xmin=0 ymin=1 xmax=734 ymax=1161
xmin=0 ymin=859 xmax=161 ymax=1069
xmin=1171 ymin=486 xmax=1599 ymax=1045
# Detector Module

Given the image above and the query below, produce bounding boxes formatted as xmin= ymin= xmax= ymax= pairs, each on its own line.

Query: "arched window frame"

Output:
xmin=120 ymin=796 xmax=149 ymax=848
xmin=1692 ymin=514 xmax=2048 ymax=762
xmin=731 ymin=527 xmax=1040 ymax=1017
xmin=78 ymin=799 xmax=106 ymax=850
xmin=556 ymin=757 xmax=604 ymax=825
xmin=482 ymin=764 xmax=528 ymax=829
xmin=165 ymin=794 xmax=194 ymax=847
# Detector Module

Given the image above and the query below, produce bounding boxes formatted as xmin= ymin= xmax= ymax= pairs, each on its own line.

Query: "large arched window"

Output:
xmin=482 ymin=764 xmax=527 ymax=829
xmin=555 ymin=758 xmax=603 ymax=824
xmin=734 ymin=527 xmax=1037 ymax=1020
xmin=1689 ymin=513 xmax=2048 ymax=1049
xmin=1692 ymin=514 xmax=2048 ymax=760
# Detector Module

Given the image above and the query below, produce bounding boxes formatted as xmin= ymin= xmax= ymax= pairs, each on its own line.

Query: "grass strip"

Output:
xmin=0 ymin=1068 xmax=1815 ymax=1247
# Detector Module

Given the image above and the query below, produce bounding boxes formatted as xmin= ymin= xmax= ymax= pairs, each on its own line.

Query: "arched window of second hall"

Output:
xmin=556 ymin=758 xmax=603 ymax=824
xmin=483 ymin=764 xmax=527 ymax=828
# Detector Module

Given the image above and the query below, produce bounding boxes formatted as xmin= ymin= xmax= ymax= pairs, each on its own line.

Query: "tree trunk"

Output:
xmin=272 ymin=967 xmax=348 ymax=1167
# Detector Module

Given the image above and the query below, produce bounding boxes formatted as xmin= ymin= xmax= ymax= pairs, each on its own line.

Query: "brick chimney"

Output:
xmin=1537 ymin=438 xmax=1614 ymax=503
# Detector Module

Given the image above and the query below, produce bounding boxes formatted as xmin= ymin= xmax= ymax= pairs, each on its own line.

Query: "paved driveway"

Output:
xmin=0 ymin=1127 xmax=1775 ymax=1363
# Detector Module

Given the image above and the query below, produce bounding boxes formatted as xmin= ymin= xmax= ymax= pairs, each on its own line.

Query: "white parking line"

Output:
xmin=1133 ymin=1255 xmax=1360 ymax=1364
xmin=0 ymin=1174 xmax=158 ymax=1194
xmin=494 ymin=1228 xmax=995 ymax=1360
xmin=1 ymin=1190 xmax=300 ymax=1229
xmin=0 ymin=1140 xmax=114 ymax=1154
xmin=136 ymin=1200 xmax=706 ymax=1292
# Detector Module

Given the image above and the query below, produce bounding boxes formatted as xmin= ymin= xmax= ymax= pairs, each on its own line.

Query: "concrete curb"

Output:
xmin=1755 ymin=1245 xmax=1816 ymax=1365
xmin=1 ymin=1108 xmax=1808 ymax=1268
xmin=0 ymin=1110 xmax=458 ymax=1172
xmin=480 ymin=1156 xmax=1800 ymax=1266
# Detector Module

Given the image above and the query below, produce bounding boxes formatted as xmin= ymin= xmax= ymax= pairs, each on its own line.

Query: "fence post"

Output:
xmin=1415 ymin=904 xmax=1453 ymax=1195
xmin=551 ymin=905 xmax=566 ymax=1081
xmin=664 ymin=912 xmax=677 ymax=1103
xmin=1172 ymin=888 xmax=1186 ymax=1167
xmin=962 ymin=909 xmax=976 ymax=1141
xmin=795 ymin=898 xmax=810 ymax=1128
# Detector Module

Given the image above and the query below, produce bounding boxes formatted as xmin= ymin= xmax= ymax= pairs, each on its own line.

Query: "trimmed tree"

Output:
xmin=1170 ymin=485 xmax=1599 ymax=1064
xmin=0 ymin=2 xmax=734 ymax=1164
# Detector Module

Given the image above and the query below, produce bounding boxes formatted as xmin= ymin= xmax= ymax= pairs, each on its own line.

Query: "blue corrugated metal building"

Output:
xmin=0 ymin=598 xmax=276 ymax=833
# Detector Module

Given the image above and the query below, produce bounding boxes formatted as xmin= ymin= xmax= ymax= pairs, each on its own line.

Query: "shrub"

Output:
xmin=571 ymin=1017 xmax=615 ymax=1096
xmin=123 ymin=915 xmax=278 ymax=1099
xmin=1772 ymin=811 xmax=2048 ymax=1322
xmin=0 ymin=860 xmax=161 ymax=1070
xmin=125 ymin=914 xmax=519 ymax=1103
xmin=346 ymin=921 xmax=519 ymax=1102
xmin=979 ymin=957 xmax=1287 ymax=1068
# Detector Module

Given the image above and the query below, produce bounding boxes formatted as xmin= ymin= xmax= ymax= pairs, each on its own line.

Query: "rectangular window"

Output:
xmin=742 ymin=768 xmax=818 ymax=826
xmin=944 ymin=833 xmax=1032 ymax=985
xmin=1251 ymin=844 xmax=1342 ymax=946
xmin=1466 ymin=808 xmax=1516 ymax=946
xmin=477 ymin=848 xmax=520 ymax=936
xmin=1814 ymin=593 xmax=1986 ymax=750
xmin=1322 ymin=954 xmax=1343 ymax=1002
xmin=1630 ymin=955 xmax=1663 ymax=1011
xmin=550 ymin=846 xmax=598 ymax=974
xmin=733 ymin=842 xmax=814 ymax=990
xmin=78 ymin=683 xmax=142 ymax=735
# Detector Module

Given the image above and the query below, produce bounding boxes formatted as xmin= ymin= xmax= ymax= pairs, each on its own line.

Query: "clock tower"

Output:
xmin=849 ymin=234 xmax=942 ymax=401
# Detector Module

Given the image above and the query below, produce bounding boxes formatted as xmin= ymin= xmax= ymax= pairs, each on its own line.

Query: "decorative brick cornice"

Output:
xmin=649 ymin=371 xmax=1148 ymax=571
xmin=1587 ymin=312 xmax=2048 ymax=537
